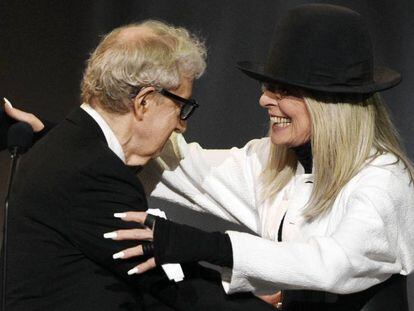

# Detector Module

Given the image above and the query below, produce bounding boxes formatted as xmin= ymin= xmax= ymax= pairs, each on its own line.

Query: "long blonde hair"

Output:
xmin=260 ymin=93 xmax=414 ymax=219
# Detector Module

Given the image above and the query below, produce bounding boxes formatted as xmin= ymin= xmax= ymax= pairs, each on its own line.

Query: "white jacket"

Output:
xmin=141 ymin=133 xmax=414 ymax=295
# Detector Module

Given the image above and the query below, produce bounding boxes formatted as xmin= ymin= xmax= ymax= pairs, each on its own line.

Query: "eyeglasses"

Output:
xmin=128 ymin=85 xmax=199 ymax=120
xmin=155 ymin=88 xmax=199 ymax=120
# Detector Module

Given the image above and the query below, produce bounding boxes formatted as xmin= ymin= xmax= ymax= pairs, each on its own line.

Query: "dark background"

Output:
xmin=0 ymin=0 xmax=413 ymax=308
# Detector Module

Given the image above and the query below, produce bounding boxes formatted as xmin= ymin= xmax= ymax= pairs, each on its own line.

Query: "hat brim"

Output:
xmin=237 ymin=61 xmax=401 ymax=94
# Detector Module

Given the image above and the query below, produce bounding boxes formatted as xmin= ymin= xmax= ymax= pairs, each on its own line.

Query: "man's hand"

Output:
xmin=3 ymin=98 xmax=45 ymax=132
xmin=103 ymin=211 xmax=157 ymax=275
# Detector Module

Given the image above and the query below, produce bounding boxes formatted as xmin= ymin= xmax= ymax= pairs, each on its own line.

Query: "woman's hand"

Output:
xmin=257 ymin=291 xmax=282 ymax=308
xmin=3 ymin=98 xmax=45 ymax=132
xmin=103 ymin=212 xmax=157 ymax=275
xmin=105 ymin=210 xmax=233 ymax=276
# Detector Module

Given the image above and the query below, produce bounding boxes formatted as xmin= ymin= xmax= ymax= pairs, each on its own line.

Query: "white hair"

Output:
xmin=81 ymin=20 xmax=207 ymax=114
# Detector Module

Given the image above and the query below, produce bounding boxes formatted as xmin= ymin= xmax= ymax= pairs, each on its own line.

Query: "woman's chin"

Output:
xmin=270 ymin=136 xmax=290 ymax=147
xmin=270 ymin=124 xmax=291 ymax=144
xmin=270 ymin=131 xmax=291 ymax=147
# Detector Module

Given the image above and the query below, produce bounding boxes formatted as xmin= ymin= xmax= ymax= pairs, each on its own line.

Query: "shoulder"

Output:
xmin=38 ymin=118 xmax=142 ymax=192
xmin=344 ymin=153 xmax=413 ymax=217
xmin=71 ymin=152 xmax=147 ymax=210
xmin=242 ymin=137 xmax=270 ymax=153
xmin=215 ymin=137 xmax=271 ymax=176
xmin=352 ymin=153 xmax=412 ymax=191
xmin=239 ymin=137 xmax=271 ymax=164
xmin=77 ymin=150 xmax=144 ymax=191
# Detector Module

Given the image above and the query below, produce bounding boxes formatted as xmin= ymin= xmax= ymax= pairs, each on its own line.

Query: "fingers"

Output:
xmin=114 ymin=211 xmax=147 ymax=224
xmin=113 ymin=245 xmax=143 ymax=260
xmin=111 ymin=244 xmax=157 ymax=275
xmin=3 ymin=98 xmax=45 ymax=132
xmin=104 ymin=228 xmax=153 ymax=241
xmin=127 ymin=257 xmax=156 ymax=275
xmin=138 ymin=257 xmax=156 ymax=274
xmin=256 ymin=291 xmax=282 ymax=307
xmin=106 ymin=211 xmax=157 ymax=276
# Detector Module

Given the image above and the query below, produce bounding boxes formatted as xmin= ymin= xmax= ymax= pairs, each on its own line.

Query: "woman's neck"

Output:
xmin=290 ymin=141 xmax=313 ymax=173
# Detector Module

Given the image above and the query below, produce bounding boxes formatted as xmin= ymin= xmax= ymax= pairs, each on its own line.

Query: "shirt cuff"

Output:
xmin=221 ymin=230 xmax=280 ymax=295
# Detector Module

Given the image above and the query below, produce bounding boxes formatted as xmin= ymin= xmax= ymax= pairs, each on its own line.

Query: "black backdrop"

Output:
xmin=1 ymin=0 xmax=413 ymax=308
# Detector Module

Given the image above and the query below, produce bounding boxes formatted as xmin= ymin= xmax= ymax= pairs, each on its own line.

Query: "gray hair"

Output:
xmin=81 ymin=20 xmax=207 ymax=114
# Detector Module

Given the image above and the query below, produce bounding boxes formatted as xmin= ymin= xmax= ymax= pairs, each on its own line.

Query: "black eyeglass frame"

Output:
xmin=127 ymin=84 xmax=199 ymax=120
xmin=156 ymin=88 xmax=199 ymax=120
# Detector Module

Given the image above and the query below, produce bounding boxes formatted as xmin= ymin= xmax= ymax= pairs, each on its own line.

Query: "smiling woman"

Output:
xmin=130 ymin=4 xmax=414 ymax=311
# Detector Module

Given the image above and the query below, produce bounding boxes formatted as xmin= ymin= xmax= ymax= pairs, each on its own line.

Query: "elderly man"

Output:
xmin=2 ymin=21 xmax=273 ymax=310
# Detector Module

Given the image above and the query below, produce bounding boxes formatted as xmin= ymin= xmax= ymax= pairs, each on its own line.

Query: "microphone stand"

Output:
xmin=2 ymin=146 xmax=20 ymax=311
xmin=2 ymin=121 xmax=33 ymax=311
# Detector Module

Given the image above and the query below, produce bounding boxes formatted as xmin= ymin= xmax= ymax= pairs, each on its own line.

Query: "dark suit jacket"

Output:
xmin=3 ymin=107 xmax=276 ymax=311
xmin=5 ymin=107 xmax=174 ymax=310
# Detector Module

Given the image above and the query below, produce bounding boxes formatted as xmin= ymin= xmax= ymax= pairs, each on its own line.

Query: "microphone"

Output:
xmin=2 ymin=121 xmax=33 ymax=311
xmin=0 ymin=104 xmax=17 ymax=151
xmin=7 ymin=122 xmax=34 ymax=156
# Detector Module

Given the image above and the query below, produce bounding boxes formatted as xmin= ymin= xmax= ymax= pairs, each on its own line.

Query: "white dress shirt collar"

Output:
xmin=81 ymin=103 xmax=126 ymax=163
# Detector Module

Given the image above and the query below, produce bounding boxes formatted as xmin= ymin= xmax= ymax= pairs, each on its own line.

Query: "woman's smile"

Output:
xmin=270 ymin=115 xmax=292 ymax=128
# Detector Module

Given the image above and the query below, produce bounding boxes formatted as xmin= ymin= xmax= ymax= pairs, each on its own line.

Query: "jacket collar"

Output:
xmin=65 ymin=106 xmax=144 ymax=173
xmin=80 ymin=103 xmax=125 ymax=163
xmin=65 ymin=106 xmax=107 ymax=144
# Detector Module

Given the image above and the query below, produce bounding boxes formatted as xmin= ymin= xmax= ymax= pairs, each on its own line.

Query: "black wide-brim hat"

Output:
xmin=237 ymin=4 xmax=401 ymax=94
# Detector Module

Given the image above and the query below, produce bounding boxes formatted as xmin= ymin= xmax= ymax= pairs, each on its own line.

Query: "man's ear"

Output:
xmin=132 ymin=87 xmax=155 ymax=120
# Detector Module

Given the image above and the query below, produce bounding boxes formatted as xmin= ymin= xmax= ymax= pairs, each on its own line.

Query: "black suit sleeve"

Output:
xmin=66 ymin=154 xmax=168 ymax=289
xmin=64 ymin=154 xmax=276 ymax=311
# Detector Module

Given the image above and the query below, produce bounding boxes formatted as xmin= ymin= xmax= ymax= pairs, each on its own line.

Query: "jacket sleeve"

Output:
xmin=140 ymin=133 xmax=270 ymax=232
xmin=221 ymin=168 xmax=414 ymax=295
xmin=66 ymin=155 xmax=168 ymax=289
xmin=64 ymin=154 xmax=272 ymax=310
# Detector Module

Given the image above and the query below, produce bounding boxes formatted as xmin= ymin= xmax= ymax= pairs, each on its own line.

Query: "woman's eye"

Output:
xmin=262 ymin=83 xmax=272 ymax=92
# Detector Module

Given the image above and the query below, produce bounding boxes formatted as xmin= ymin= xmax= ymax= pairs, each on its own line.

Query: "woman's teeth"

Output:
xmin=270 ymin=116 xmax=292 ymax=127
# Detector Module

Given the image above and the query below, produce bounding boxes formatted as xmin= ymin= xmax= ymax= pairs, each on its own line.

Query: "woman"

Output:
xmin=113 ymin=4 xmax=414 ymax=310
xmin=4 ymin=4 xmax=414 ymax=310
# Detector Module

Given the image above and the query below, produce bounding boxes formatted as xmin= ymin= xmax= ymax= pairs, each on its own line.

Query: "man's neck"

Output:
xmin=89 ymin=101 xmax=150 ymax=166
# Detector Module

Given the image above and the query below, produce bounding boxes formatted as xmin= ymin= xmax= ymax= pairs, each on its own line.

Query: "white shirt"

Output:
xmin=140 ymin=133 xmax=414 ymax=295
xmin=81 ymin=103 xmax=125 ymax=163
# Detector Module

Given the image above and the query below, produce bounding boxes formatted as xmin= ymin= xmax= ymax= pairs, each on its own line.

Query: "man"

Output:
xmin=2 ymin=21 xmax=274 ymax=310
